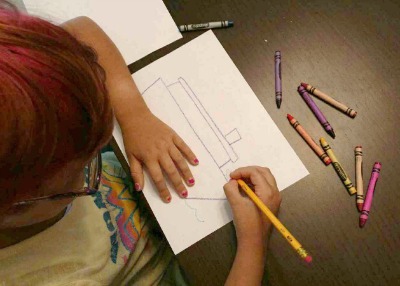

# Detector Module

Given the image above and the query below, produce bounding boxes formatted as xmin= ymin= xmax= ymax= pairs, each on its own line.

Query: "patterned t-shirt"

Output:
xmin=0 ymin=152 xmax=187 ymax=285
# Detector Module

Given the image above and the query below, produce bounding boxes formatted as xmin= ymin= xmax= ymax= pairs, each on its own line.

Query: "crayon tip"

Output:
xmin=276 ymin=99 xmax=281 ymax=109
xmin=228 ymin=20 xmax=234 ymax=27
xmin=304 ymin=255 xmax=312 ymax=264
xmin=355 ymin=145 xmax=362 ymax=149
xmin=359 ymin=218 xmax=367 ymax=228
xmin=297 ymin=85 xmax=305 ymax=92
xmin=357 ymin=203 xmax=363 ymax=212
xmin=324 ymin=157 xmax=332 ymax=165
xmin=287 ymin=114 xmax=294 ymax=121
xmin=327 ymin=129 xmax=336 ymax=139
xmin=300 ymin=82 xmax=308 ymax=88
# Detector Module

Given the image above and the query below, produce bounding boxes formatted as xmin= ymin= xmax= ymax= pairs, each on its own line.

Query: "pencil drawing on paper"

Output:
xmin=142 ymin=77 xmax=242 ymax=181
xmin=142 ymin=77 xmax=242 ymax=221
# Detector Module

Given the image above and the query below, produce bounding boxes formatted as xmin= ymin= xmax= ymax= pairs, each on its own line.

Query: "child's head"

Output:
xmin=0 ymin=2 xmax=113 ymax=219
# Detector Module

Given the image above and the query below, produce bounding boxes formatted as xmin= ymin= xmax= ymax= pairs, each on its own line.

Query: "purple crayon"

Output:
xmin=275 ymin=51 xmax=282 ymax=108
xmin=297 ymin=85 xmax=336 ymax=139
xmin=359 ymin=162 xmax=382 ymax=228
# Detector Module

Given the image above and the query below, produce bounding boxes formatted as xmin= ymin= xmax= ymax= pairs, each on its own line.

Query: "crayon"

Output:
xmin=301 ymin=83 xmax=357 ymax=118
xmin=355 ymin=146 xmax=364 ymax=212
xmin=275 ymin=51 xmax=282 ymax=108
xmin=360 ymin=162 xmax=382 ymax=228
xmin=179 ymin=21 xmax=233 ymax=32
xmin=237 ymin=179 xmax=312 ymax=264
xmin=320 ymin=138 xmax=357 ymax=195
xmin=298 ymin=86 xmax=336 ymax=139
xmin=287 ymin=114 xmax=331 ymax=165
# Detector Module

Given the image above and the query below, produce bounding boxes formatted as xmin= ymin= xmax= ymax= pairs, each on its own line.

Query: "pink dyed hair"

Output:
xmin=0 ymin=1 xmax=113 ymax=206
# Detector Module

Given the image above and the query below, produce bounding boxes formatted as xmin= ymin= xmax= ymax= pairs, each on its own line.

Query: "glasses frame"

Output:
xmin=13 ymin=152 xmax=102 ymax=206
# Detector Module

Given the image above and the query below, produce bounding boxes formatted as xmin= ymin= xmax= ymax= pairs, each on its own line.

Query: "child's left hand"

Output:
xmin=121 ymin=110 xmax=198 ymax=203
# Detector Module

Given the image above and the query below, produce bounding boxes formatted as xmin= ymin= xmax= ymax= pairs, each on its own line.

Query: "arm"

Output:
xmin=227 ymin=239 xmax=266 ymax=286
xmin=61 ymin=17 xmax=198 ymax=202
xmin=61 ymin=17 xmax=149 ymax=127
xmin=224 ymin=167 xmax=281 ymax=286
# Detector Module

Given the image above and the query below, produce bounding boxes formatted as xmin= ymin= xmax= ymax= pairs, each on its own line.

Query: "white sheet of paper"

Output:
xmin=22 ymin=0 xmax=182 ymax=64
xmin=113 ymin=31 xmax=309 ymax=254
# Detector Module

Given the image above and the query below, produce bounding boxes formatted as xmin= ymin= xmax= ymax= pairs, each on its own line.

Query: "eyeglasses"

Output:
xmin=13 ymin=153 xmax=102 ymax=206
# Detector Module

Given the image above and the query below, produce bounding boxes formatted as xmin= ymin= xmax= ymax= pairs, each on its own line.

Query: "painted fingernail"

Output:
xmin=194 ymin=158 xmax=199 ymax=164
xmin=188 ymin=178 xmax=195 ymax=185
xmin=135 ymin=183 xmax=142 ymax=191
xmin=166 ymin=196 xmax=171 ymax=203
xmin=181 ymin=190 xmax=188 ymax=198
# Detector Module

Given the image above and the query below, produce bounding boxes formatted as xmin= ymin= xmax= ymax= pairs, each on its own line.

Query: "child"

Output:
xmin=0 ymin=2 xmax=281 ymax=284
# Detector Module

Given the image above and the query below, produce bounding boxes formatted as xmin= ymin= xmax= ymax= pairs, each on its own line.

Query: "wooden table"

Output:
xmin=119 ymin=0 xmax=400 ymax=285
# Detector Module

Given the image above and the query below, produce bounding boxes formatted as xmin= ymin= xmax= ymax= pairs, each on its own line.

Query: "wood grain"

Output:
xmin=121 ymin=0 xmax=400 ymax=285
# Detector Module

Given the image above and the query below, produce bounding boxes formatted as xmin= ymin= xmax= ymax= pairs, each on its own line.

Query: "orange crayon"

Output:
xmin=287 ymin=114 xmax=331 ymax=165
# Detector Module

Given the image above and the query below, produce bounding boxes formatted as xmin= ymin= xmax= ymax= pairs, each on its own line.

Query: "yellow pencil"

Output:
xmin=237 ymin=179 xmax=312 ymax=264
xmin=320 ymin=138 xmax=357 ymax=195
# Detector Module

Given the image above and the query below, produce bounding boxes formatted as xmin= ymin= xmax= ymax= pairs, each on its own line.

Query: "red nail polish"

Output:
xmin=181 ymin=190 xmax=188 ymax=198
xmin=188 ymin=178 xmax=195 ymax=184
xmin=194 ymin=158 xmax=199 ymax=164
xmin=135 ymin=183 xmax=141 ymax=191
xmin=166 ymin=196 xmax=171 ymax=203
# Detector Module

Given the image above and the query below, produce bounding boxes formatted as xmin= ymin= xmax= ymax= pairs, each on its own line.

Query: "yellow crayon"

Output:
xmin=237 ymin=179 xmax=312 ymax=264
xmin=320 ymin=138 xmax=357 ymax=195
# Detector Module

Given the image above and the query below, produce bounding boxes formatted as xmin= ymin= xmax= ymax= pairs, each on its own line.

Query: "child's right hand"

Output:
xmin=223 ymin=166 xmax=281 ymax=249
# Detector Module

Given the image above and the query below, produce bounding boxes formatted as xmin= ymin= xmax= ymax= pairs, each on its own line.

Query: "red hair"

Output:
xmin=0 ymin=2 xmax=113 ymax=206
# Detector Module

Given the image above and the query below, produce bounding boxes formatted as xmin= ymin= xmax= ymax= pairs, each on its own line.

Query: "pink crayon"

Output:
xmin=359 ymin=162 xmax=382 ymax=228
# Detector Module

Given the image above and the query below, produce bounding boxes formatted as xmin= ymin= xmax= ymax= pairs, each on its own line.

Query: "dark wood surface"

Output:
xmin=123 ymin=0 xmax=400 ymax=285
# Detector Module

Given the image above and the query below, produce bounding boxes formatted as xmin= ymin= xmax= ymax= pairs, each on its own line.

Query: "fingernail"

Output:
xmin=188 ymin=178 xmax=195 ymax=185
xmin=181 ymin=190 xmax=188 ymax=198
xmin=194 ymin=158 xmax=199 ymax=164
xmin=135 ymin=183 xmax=142 ymax=191
xmin=166 ymin=196 xmax=171 ymax=203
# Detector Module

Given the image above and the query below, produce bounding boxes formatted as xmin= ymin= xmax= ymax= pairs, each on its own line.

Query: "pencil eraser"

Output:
xmin=304 ymin=255 xmax=312 ymax=264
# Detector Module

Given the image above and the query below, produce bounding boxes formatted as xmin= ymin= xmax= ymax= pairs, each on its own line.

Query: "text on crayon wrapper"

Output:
xmin=192 ymin=23 xmax=209 ymax=29
xmin=333 ymin=162 xmax=347 ymax=181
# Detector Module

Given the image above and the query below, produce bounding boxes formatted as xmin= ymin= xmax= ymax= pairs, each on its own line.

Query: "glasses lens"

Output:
xmin=87 ymin=155 xmax=99 ymax=189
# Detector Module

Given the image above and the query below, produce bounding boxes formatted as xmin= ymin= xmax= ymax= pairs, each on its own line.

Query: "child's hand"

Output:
xmin=122 ymin=111 xmax=198 ymax=203
xmin=224 ymin=166 xmax=281 ymax=248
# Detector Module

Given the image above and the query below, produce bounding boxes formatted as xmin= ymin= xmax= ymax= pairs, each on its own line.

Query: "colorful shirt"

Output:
xmin=0 ymin=152 xmax=188 ymax=285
